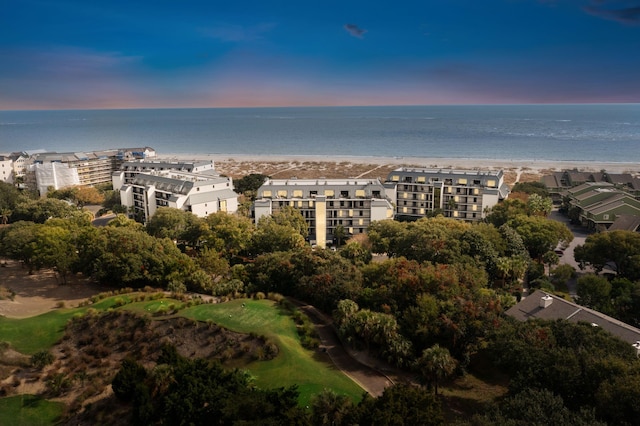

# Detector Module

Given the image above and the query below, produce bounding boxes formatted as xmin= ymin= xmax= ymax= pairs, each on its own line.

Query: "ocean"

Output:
xmin=1 ymin=104 xmax=639 ymax=163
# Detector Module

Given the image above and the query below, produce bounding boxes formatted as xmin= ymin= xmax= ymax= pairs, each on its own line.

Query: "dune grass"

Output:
xmin=0 ymin=395 xmax=64 ymax=426
xmin=181 ymin=299 xmax=365 ymax=406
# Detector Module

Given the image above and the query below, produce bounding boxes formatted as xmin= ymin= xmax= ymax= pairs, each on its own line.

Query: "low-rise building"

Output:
xmin=507 ymin=290 xmax=640 ymax=350
xmin=119 ymin=170 xmax=237 ymax=222
xmin=385 ymin=168 xmax=509 ymax=221
xmin=254 ymin=178 xmax=394 ymax=248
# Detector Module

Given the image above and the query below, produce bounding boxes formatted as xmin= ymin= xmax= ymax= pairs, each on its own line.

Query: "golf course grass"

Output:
xmin=182 ymin=299 xmax=365 ymax=405
xmin=0 ymin=395 xmax=64 ymax=426
xmin=0 ymin=293 xmax=365 ymax=410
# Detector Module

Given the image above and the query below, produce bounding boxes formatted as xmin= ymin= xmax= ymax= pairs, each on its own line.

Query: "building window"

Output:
xmin=263 ymin=190 xmax=272 ymax=197
xmin=325 ymin=189 xmax=334 ymax=197
xmin=458 ymin=178 xmax=467 ymax=184
xmin=355 ymin=189 xmax=365 ymax=197
xmin=277 ymin=190 xmax=287 ymax=197
xmin=603 ymin=214 xmax=609 ymax=220
xmin=293 ymin=190 xmax=303 ymax=197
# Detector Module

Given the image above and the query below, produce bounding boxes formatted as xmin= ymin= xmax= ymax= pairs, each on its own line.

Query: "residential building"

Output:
xmin=28 ymin=147 xmax=156 ymax=195
xmin=543 ymin=169 xmax=640 ymax=202
xmin=385 ymin=168 xmax=510 ymax=221
xmin=112 ymin=159 xmax=215 ymax=189
xmin=562 ymin=182 xmax=640 ymax=231
xmin=253 ymin=178 xmax=394 ymax=248
xmin=507 ymin=290 xmax=640 ymax=351
xmin=119 ymin=170 xmax=237 ymax=222
xmin=0 ymin=156 xmax=13 ymax=184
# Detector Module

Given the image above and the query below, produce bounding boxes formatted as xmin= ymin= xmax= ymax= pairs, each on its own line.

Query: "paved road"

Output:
xmin=548 ymin=209 xmax=594 ymax=296
xmin=292 ymin=300 xmax=400 ymax=397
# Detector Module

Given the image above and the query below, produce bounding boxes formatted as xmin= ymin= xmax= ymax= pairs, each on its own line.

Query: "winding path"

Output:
xmin=291 ymin=300 xmax=403 ymax=397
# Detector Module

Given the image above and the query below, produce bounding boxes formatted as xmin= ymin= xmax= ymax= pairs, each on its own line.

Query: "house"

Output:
xmin=253 ymin=178 xmax=394 ymax=248
xmin=384 ymin=168 xmax=509 ymax=221
xmin=506 ymin=290 xmax=640 ymax=351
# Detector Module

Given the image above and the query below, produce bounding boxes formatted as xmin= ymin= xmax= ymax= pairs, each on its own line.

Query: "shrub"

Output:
xmin=31 ymin=350 xmax=55 ymax=369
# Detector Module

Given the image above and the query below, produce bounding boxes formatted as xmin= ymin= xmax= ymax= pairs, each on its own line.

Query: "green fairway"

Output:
xmin=1 ymin=294 xmax=365 ymax=407
xmin=182 ymin=299 xmax=365 ymax=405
xmin=0 ymin=296 xmax=122 ymax=355
xmin=0 ymin=395 xmax=64 ymax=426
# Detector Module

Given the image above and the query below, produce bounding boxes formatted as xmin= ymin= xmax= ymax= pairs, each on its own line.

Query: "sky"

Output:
xmin=1 ymin=0 xmax=639 ymax=110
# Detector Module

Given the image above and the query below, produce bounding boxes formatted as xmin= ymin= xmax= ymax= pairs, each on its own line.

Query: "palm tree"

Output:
xmin=416 ymin=344 xmax=457 ymax=395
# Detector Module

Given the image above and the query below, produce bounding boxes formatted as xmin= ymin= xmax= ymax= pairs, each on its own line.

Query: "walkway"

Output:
xmin=291 ymin=300 xmax=401 ymax=397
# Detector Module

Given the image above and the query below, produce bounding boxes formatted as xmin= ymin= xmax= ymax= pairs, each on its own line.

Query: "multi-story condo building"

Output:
xmin=112 ymin=159 xmax=216 ymax=188
xmin=119 ymin=170 xmax=237 ymax=222
xmin=385 ymin=168 xmax=510 ymax=221
xmin=0 ymin=156 xmax=14 ymax=184
xmin=28 ymin=147 xmax=156 ymax=195
xmin=253 ymin=178 xmax=394 ymax=248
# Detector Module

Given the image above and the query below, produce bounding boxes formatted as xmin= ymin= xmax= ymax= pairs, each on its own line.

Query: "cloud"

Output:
xmin=582 ymin=1 xmax=640 ymax=24
xmin=344 ymin=23 xmax=367 ymax=38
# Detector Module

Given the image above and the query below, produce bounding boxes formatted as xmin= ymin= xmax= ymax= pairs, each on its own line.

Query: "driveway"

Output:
xmin=548 ymin=209 xmax=594 ymax=296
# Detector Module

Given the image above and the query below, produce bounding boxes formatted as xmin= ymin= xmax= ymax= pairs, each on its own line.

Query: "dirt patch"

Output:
xmin=0 ymin=259 xmax=105 ymax=319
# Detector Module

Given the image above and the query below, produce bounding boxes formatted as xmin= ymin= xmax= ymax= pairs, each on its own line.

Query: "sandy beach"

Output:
xmin=158 ymin=153 xmax=640 ymax=186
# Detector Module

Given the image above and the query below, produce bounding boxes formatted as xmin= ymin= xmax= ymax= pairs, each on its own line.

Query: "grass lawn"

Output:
xmin=182 ymin=299 xmax=366 ymax=406
xmin=0 ymin=296 xmax=123 ymax=355
xmin=0 ymin=395 xmax=64 ymax=426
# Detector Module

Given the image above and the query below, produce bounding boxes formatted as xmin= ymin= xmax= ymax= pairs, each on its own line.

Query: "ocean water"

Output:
xmin=1 ymin=104 xmax=639 ymax=163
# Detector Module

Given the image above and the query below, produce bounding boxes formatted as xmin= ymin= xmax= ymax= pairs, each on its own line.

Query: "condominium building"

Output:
xmin=386 ymin=168 xmax=510 ymax=221
xmin=28 ymin=147 xmax=156 ymax=195
xmin=119 ymin=170 xmax=237 ymax=222
xmin=112 ymin=159 xmax=216 ymax=189
xmin=253 ymin=178 xmax=394 ymax=248
xmin=0 ymin=156 xmax=13 ymax=184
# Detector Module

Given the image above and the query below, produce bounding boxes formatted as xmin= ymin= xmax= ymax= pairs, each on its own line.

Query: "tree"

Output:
xmin=250 ymin=216 xmax=306 ymax=255
xmin=233 ymin=173 xmax=268 ymax=199
xmin=415 ymin=344 xmax=457 ymax=395
xmin=508 ymin=214 xmax=572 ymax=260
xmin=310 ymin=389 xmax=354 ymax=426
xmin=12 ymin=198 xmax=79 ymax=223
xmin=146 ymin=207 xmax=201 ymax=245
xmin=73 ymin=185 xmax=104 ymax=207
xmin=574 ymin=230 xmax=640 ymax=280
xmin=526 ymin=193 xmax=553 ymax=217
xmin=271 ymin=205 xmax=309 ymax=239
xmin=511 ymin=181 xmax=550 ymax=197
xmin=576 ymin=274 xmax=612 ymax=311
xmin=204 ymin=211 xmax=254 ymax=257
xmin=354 ymin=384 xmax=443 ymax=425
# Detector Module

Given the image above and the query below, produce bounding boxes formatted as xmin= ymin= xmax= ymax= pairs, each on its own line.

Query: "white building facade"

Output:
xmin=119 ymin=171 xmax=237 ymax=222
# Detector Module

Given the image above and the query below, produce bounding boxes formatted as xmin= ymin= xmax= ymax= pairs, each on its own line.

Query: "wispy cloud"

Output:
xmin=343 ymin=23 xmax=367 ymax=38
xmin=200 ymin=22 xmax=277 ymax=42
xmin=583 ymin=1 xmax=640 ymax=25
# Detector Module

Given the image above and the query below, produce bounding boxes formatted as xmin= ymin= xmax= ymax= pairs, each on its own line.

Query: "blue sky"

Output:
xmin=1 ymin=0 xmax=639 ymax=109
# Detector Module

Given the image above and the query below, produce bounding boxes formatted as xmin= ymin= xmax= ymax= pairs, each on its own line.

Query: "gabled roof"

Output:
xmin=506 ymin=290 xmax=640 ymax=345
xmin=608 ymin=215 xmax=640 ymax=232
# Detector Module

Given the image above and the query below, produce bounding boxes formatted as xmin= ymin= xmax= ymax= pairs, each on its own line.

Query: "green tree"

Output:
xmin=511 ymin=181 xmax=550 ymax=197
xmin=415 ymin=344 xmax=457 ymax=395
xmin=146 ymin=207 xmax=201 ymax=245
xmin=233 ymin=173 xmax=268 ymax=199
xmin=576 ymin=274 xmax=612 ymax=311
xmin=574 ymin=230 xmax=640 ymax=280
xmin=508 ymin=214 xmax=573 ymax=260
xmin=526 ymin=193 xmax=553 ymax=217
xmin=250 ymin=216 xmax=306 ymax=255
xmin=204 ymin=211 xmax=255 ymax=257
xmin=354 ymin=384 xmax=443 ymax=425
xmin=310 ymin=388 xmax=354 ymax=426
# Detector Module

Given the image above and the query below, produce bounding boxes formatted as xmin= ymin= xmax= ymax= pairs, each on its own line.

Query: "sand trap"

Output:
xmin=0 ymin=259 xmax=104 ymax=319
